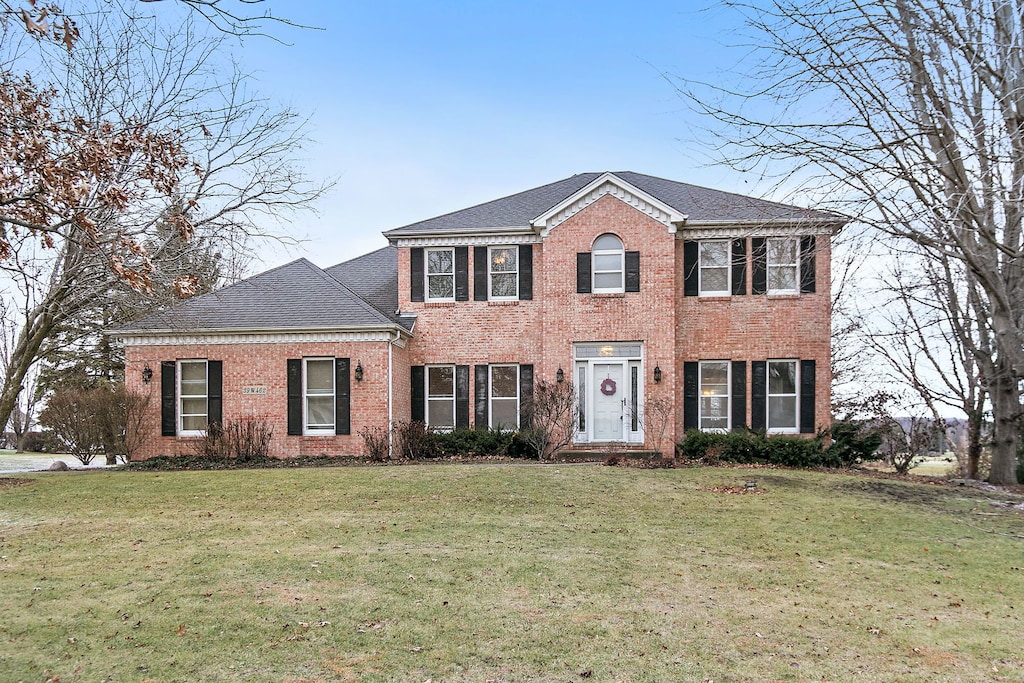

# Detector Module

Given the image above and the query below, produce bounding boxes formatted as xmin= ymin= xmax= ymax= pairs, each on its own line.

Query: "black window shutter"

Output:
xmin=683 ymin=362 xmax=698 ymax=430
xmin=800 ymin=236 xmax=816 ymax=293
xmin=207 ymin=360 xmax=222 ymax=427
xmin=800 ymin=359 xmax=816 ymax=434
xmin=410 ymin=247 xmax=424 ymax=302
xmin=455 ymin=247 xmax=469 ymax=301
xmin=161 ymin=361 xmax=176 ymax=436
xmin=519 ymin=244 xmax=533 ymax=300
xmin=455 ymin=365 xmax=470 ymax=428
xmin=335 ymin=358 xmax=351 ymax=435
xmin=287 ymin=359 xmax=302 ymax=436
xmin=474 ymin=365 xmax=489 ymax=429
xmin=751 ymin=238 xmax=767 ymax=295
xmin=625 ymin=251 xmax=640 ymax=292
xmin=473 ymin=246 xmax=487 ymax=301
xmin=410 ymin=366 xmax=425 ymax=423
xmin=683 ymin=241 xmax=699 ymax=297
xmin=751 ymin=361 xmax=767 ymax=432
xmin=519 ymin=364 xmax=534 ymax=428
xmin=731 ymin=360 xmax=746 ymax=430
xmin=576 ymin=252 xmax=591 ymax=293
xmin=731 ymin=239 xmax=748 ymax=296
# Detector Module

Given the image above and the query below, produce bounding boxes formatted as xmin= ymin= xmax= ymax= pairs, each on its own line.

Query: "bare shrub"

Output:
xmin=39 ymin=387 xmax=104 ymax=465
xmin=393 ymin=421 xmax=433 ymax=460
xmin=519 ymin=380 xmax=577 ymax=461
xmin=359 ymin=426 xmax=390 ymax=461
xmin=191 ymin=417 xmax=273 ymax=461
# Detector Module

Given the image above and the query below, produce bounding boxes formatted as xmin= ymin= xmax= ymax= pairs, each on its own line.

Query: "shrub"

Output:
xmin=359 ymin=426 xmax=390 ymax=461
xmin=393 ymin=421 xmax=435 ymax=460
xmin=678 ymin=429 xmax=826 ymax=467
xmin=191 ymin=417 xmax=273 ymax=462
xmin=20 ymin=431 xmax=47 ymax=453
xmin=825 ymin=421 xmax=883 ymax=468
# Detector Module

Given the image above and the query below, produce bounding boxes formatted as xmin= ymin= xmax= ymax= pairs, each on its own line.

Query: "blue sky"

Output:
xmin=232 ymin=1 xmax=757 ymax=268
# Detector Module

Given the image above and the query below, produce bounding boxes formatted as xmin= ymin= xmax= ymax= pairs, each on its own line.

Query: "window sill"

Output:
xmin=766 ymin=292 xmax=800 ymax=299
xmin=487 ymin=300 xmax=520 ymax=306
xmin=589 ymin=293 xmax=626 ymax=299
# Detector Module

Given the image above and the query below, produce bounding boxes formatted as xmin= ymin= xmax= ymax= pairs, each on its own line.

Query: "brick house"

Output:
xmin=115 ymin=171 xmax=843 ymax=460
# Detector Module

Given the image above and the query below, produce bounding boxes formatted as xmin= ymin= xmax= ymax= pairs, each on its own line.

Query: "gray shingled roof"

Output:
xmin=117 ymin=258 xmax=400 ymax=333
xmin=384 ymin=171 xmax=843 ymax=236
xmin=325 ymin=246 xmax=415 ymax=331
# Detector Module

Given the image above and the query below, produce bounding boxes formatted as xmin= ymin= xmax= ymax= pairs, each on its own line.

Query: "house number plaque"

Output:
xmin=242 ymin=386 xmax=267 ymax=395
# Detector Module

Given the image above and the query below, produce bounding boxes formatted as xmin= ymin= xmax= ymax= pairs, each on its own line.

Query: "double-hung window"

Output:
xmin=699 ymin=241 xmax=730 ymax=295
xmin=767 ymin=238 xmax=798 ymax=294
xmin=699 ymin=361 xmax=730 ymax=431
xmin=426 ymin=248 xmax=455 ymax=301
xmin=304 ymin=358 xmax=335 ymax=434
xmin=489 ymin=364 xmax=519 ymax=429
xmin=426 ymin=365 xmax=455 ymax=429
xmin=592 ymin=234 xmax=624 ymax=293
xmin=767 ymin=360 xmax=798 ymax=432
xmin=489 ymin=246 xmax=518 ymax=299
xmin=178 ymin=360 xmax=208 ymax=434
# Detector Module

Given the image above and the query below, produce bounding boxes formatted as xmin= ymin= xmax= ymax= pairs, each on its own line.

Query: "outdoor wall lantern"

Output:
xmin=142 ymin=364 xmax=153 ymax=384
xmin=556 ymin=367 xmax=564 ymax=383
xmin=653 ymin=365 xmax=662 ymax=383
xmin=355 ymin=361 xmax=364 ymax=382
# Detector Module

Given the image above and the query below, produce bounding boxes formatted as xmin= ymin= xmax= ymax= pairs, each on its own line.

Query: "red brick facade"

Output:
xmin=121 ymin=173 xmax=834 ymax=460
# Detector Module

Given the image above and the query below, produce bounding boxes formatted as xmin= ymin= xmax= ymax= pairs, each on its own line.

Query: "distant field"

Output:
xmin=1 ymin=465 xmax=1022 ymax=682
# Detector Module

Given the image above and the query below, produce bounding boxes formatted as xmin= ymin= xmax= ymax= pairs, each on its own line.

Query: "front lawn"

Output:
xmin=1 ymin=465 xmax=1021 ymax=682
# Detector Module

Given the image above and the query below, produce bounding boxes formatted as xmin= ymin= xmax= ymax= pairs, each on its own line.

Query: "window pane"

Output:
xmin=306 ymin=359 xmax=334 ymax=393
xmin=491 ymin=273 xmax=517 ymax=298
xmin=181 ymin=397 xmax=207 ymax=416
xmin=307 ymin=396 xmax=334 ymax=428
xmin=491 ymin=398 xmax=518 ymax=429
xmin=182 ymin=415 xmax=207 ymax=431
xmin=427 ymin=249 xmax=453 ymax=274
xmin=700 ymin=241 xmax=728 ymax=267
xmin=594 ymin=272 xmax=622 ymax=289
xmin=768 ymin=239 xmax=797 ymax=264
xmin=701 ymin=267 xmax=728 ymax=292
xmin=769 ymin=265 xmax=797 ymax=291
xmin=593 ymin=253 xmax=622 ymax=271
xmin=593 ymin=234 xmax=623 ymax=251
xmin=180 ymin=362 xmax=206 ymax=382
xmin=768 ymin=396 xmax=797 ymax=429
xmin=491 ymin=366 xmax=518 ymax=398
xmin=768 ymin=362 xmax=796 ymax=394
xmin=490 ymin=247 xmax=516 ymax=273
xmin=428 ymin=366 xmax=454 ymax=397
xmin=428 ymin=399 xmax=454 ymax=427
xmin=427 ymin=274 xmax=454 ymax=299
xmin=701 ymin=362 xmax=729 ymax=388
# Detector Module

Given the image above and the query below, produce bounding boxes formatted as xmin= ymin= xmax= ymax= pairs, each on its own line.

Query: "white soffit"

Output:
xmin=531 ymin=172 xmax=688 ymax=236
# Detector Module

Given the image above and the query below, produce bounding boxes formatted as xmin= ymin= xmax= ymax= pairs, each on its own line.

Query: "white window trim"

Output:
xmin=592 ymin=234 xmax=625 ymax=293
xmin=698 ymin=360 xmax=731 ymax=432
xmin=426 ymin=247 xmax=456 ymax=302
xmin=426 ymin=364 xmax=456 ymax=430
xmin=303 ymin=357 xmax=336 ymax=435
xmin=699 ymin=240 xmax=731 ymax=296
xmin=177 ymin=359 xmax=208 ymax=437
xmin=488 ymin=364 xmax=520 ymax=429
xmin=767 ymin=237 xmax=799 ymax=295
xmin=488 ymin=246 xmax=518 ymax=301
xmin=766 ymin=359 xmax=799 ymax=434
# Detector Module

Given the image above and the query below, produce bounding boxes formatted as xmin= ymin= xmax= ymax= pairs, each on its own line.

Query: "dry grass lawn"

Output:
xmin=1 ymin=464 xmax=1022 ymax=682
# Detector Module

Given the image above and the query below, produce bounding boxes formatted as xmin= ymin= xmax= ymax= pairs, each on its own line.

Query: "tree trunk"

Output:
xmin=965 ymin=409 xmax=983 ymax=480
xmin=987 ymin=371 xmax=1021 ymax=485
xmin=0 ymin=305 xmax=58 ymax=437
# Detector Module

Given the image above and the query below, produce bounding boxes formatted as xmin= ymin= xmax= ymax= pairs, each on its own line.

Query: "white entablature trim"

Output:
xmin=532 ymin=174 xmax=688 ymax=236
xmin=115 ymin=329 xmax=408 ymax=347
xmin=679 ymin=221 xmax=839 ymax=239
xmin=390 ymin=233 xmax=541 ymax=248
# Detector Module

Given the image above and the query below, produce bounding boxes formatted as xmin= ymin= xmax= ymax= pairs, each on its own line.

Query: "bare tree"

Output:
xmin=520 ymin=380 xmax=578 ymax=461
xmin=677 ymin=0 xmax=1024 ymax=484
xmin=0 ymin=7 xmax=325 ymax=433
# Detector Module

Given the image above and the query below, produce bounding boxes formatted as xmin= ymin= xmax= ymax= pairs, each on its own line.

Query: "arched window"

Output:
xmin=592 ymin=233 xmax=624 ymax=292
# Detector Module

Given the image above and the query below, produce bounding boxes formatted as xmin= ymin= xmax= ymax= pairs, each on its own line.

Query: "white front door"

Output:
xmin=592 ymin=362 xmax=625 ymax=441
